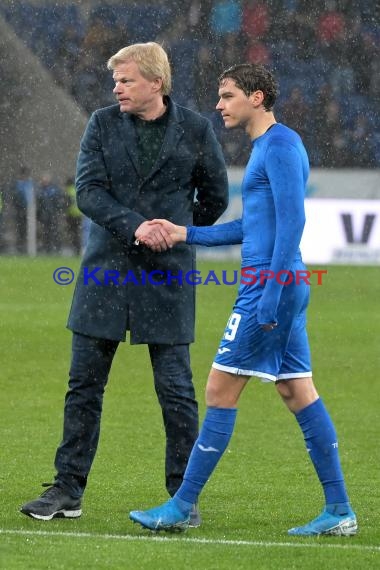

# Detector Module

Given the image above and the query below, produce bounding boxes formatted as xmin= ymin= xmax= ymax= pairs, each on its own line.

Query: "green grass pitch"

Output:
xmin=1 ymin=257 xmax=380 ymax=569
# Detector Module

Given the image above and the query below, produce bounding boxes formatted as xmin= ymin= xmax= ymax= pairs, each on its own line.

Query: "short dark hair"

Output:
xmin=219 ymin=64 xmax=279 ymax=111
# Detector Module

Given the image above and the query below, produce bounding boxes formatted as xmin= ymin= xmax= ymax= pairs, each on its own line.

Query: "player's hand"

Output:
xmin=134 ymin=221 xmax=174 ymax=252
xmin=148 ymin=219 xmax=187 ymax=245
xmin=257 ymin=296 xmax=278 ymax=331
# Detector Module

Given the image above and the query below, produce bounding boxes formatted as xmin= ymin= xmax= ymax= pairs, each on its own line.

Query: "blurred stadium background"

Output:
xmin=1 ymin=4 xmax=380 ymax=568
xmin=0 ymin=0 xmax=379 ymax=260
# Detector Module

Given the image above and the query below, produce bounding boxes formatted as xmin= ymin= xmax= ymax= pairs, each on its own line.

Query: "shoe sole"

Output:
xmin=288 ymin=518 xmax=358 ymax=537
xmin=130 ymin=516 xmax=189 ymax=533
xmin=20 ymin=508 xmax=82 ymax=521
xmin=322 ymin=518 xmax=358 ymax=536
xmin=188 ymin=518 xmax=201 ymax=528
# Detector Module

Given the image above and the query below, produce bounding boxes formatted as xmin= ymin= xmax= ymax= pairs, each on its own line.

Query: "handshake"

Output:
xmin=134 ymin=219 xmax=187 ymax=252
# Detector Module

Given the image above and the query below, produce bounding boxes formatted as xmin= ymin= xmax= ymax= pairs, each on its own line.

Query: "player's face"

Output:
xmin=112 ymin=60 xmax=162 ymax=117
xmin=216 ymin=78 xmax=254 ymax=129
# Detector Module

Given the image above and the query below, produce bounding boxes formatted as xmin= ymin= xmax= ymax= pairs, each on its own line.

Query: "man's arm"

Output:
xmin=143 ymin=218 xmax=243 ymax=249
xmin=192 ymin=120 xmax=229 ymax=226
xmin=257 ymin=141 xmax=306 ymax=325
xmin=75 ymin=113 xmax=171 ymax=249
xmin=75 ymin=113 xmax=145 ymax=245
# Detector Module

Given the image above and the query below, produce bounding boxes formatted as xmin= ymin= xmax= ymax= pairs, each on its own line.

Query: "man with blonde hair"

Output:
xmin=21 ymin=42 xmax=228 ymax=523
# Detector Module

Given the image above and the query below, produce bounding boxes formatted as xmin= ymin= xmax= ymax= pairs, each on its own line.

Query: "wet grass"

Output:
xmin=1 ymin=257 xmax=379 ymax=569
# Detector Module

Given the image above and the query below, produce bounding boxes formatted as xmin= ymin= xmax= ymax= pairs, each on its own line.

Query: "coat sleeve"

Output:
xmin=192 ymin=120 xmax=229 ymax=226
xmin=75 ymin=112 xmax=145 ymax=245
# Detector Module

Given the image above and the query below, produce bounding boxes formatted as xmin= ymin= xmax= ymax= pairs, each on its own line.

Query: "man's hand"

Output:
xmin=134 ymin=221 xmax=174 ymax=252
xmin=148 ymin=219 xmax=187 ymax=245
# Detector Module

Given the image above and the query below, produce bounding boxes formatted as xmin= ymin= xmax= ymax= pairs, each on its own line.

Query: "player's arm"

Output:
xmin=149 ymin=218 xmax=243 ymax=246
xmin=257 ymin=141 xmax=306 ymax=325
xmin=187 ymin=219 xmax=243 ymax=245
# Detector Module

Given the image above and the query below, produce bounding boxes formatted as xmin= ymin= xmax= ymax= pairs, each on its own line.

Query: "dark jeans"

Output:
xmin=54 ymin=333 xmax=198 ymax=499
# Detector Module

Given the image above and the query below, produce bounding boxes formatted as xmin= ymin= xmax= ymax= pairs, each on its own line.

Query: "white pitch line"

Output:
xmin=1 ymin=529 xmax=380 ymax=552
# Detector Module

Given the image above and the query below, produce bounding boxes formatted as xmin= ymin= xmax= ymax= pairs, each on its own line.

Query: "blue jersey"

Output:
xmin=187 ymin=123 xmax=309 ymax=325
xmin=240 ymin=123 xmax=308 ymax=266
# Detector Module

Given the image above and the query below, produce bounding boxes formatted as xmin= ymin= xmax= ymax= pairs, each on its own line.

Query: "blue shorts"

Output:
xmin=213 ymin=262 xmax=312 ymax=382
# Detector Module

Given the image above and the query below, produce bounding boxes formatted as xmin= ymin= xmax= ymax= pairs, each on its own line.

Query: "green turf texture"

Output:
xmin=1 ymin=257 xmax=379 ymax=569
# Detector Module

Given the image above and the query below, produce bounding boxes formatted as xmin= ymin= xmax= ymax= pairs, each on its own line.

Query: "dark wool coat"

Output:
xmin=67 ymin=98 xmax=229 ymax=343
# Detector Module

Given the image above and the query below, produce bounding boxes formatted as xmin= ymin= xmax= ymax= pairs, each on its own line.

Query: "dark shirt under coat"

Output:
xmin=67 ymin=98 xmax=229 ymax=343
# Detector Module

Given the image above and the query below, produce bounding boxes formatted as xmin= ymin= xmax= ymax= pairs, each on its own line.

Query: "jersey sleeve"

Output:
xmin=257 ymin=140 xmax=306 ymax=325
xmin=186 ymin=219 xmax=243 ymax=246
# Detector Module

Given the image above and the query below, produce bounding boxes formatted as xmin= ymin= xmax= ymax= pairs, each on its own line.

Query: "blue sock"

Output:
xmin=174 ymin=406 xmax=237 ymax=509
xmin=295 ymin=398 xmax=350 ymax=515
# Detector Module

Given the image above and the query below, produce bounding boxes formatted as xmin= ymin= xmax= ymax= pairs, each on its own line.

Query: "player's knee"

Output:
xmin=205 ymin=381 xmax=224 ymax=407
xmin=205 ymin=369 xmax=243 ymax=407
xmin=275 ymin=380 xmax=293 ymax=402
xmin=276 ymin=377 xmax=319 ymax=412
xmin=205 ymin=370 xmax=230 ymax=407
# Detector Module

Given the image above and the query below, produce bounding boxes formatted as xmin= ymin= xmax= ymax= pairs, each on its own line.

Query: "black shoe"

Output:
xmin=188 ymin=503 xmax=201 ymax=528
xmin=20 ymin=483 xmax=82 ymax=521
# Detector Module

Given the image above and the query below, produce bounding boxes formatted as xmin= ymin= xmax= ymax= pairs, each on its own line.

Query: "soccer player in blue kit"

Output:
xmin=129 ymin=64 xmax=357 ymax=536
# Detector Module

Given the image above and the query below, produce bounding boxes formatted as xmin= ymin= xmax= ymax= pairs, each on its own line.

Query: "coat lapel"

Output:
xmin=117 ymin=112 xmax=141 ymax=176
xmin=143 ymin=100 xmax=185 ymax=183
xmin=147 ymin=120 xmax=184 ymax=181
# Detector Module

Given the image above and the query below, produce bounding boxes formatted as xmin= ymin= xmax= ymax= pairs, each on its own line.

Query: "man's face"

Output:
xmin=112 ymin=60 xmax=162 ymax=116
xmin=216 ymin=78 xmax=254 ymax=129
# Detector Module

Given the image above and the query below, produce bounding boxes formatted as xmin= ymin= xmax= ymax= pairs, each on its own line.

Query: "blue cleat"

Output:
xmin=288 ymin=508 xmax=358 ymax=536
xmin=129 ymin=498 xmax=190 ymax=532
